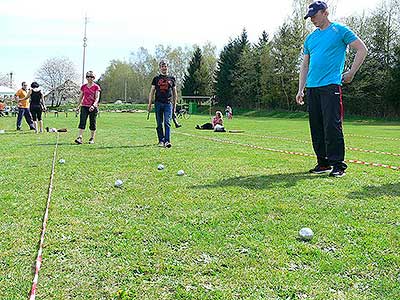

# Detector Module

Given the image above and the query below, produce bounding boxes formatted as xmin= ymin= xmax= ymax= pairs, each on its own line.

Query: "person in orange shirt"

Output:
xmin=0 ymin=100 xmax=5 ymax=117
xmin=15 ymin=81 xmax=35 ymax=131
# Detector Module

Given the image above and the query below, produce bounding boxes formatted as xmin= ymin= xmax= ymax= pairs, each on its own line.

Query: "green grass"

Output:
xmin=0 ymin=113 xmax=399 ymax=300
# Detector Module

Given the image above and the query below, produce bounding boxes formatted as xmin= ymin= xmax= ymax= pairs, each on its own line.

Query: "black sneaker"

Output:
xmin=175 ymin=124 xmax=182 ymax=128
xmin=309 ymin=165 xmax=332 ymax=174
xmin=329 ymin=167 xmax=346 ymax=178
xmin=164 ymin=142 xmax=172 ymax=148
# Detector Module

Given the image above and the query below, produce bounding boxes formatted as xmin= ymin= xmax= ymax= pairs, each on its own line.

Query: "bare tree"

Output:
xmin=0 ymin=73 xmax=10 ymax=87
xmin=35 ymin=57 xmax=79 ymax=92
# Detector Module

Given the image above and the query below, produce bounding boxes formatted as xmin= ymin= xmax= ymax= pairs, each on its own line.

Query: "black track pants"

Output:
xmin=307 ymin=84 xmax=347 ymax=170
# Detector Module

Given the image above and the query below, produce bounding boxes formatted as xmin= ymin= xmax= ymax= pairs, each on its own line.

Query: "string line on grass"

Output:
xmin=29 ymin=133 xmax=59 ymax=300
xmin=346 ymin=133 xmax=400 ymax=142
xmin=177 ymin=132 xmax=400 ymax=171
xmin=239 ymin=133 xmax=400 ymax=157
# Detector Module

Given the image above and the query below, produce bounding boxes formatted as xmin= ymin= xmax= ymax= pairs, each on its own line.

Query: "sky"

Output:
xmin=1 ymin=0 xmax=381 ymax=89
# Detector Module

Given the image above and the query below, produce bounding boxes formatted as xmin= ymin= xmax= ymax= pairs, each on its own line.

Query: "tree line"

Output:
xmin=98 ymin=0 xmax=399 ymax=117
xmin=211 ymin=0 xmax=400 ymax=117
xmin=97 ymin=43 xmax=217 ymax=103
xmin=7 ymin=0 xmax=397 ymax=117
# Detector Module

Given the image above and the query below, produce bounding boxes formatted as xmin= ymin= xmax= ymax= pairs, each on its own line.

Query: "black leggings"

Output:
xmin=196 ymin=123 xmax=213 ymax=130
xmin=78 ymin=106 xmax=98 ymax=130
xmin=30 ymin=106 xmax=43 ymax=121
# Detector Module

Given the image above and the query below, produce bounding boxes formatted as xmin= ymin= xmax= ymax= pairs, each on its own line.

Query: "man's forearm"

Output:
xmin=348 ymin=48 xmax=367 ymax=76
xmin=148 ymin=90 xmax=154 ymax=105
xmin=298 ymin=65 xmax=308 ymax=92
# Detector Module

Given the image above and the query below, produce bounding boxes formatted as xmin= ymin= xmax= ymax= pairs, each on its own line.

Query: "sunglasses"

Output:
xmin=86 ymin=76 xmax=95 ymax=79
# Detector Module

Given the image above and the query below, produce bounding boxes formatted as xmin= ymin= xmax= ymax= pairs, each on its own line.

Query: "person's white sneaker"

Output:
xmin=157 ymin=142 xmax=164 ymax=147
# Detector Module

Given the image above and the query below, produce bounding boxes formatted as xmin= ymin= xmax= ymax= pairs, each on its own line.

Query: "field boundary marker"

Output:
xmin=29 ymin=133 xmax=60 ymax=300
xmin=177 ymin=132 xmax=400 ymax=171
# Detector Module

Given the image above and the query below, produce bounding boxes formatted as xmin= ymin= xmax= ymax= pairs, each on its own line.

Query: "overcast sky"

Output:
xmin=1 ymin=0 xmax=380 ymax=88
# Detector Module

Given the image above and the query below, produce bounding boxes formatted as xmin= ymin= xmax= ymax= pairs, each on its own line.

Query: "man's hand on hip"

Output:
xmin=342 ymin=71 xmax=355 ymax=84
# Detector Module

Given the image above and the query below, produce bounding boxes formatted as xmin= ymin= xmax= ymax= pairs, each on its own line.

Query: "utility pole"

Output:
xmin=124 ymin=80 xmax=127 ymax=103
xmin=81 ymin=14 xmax=88 ymax=85
xmin=8 ymin=72 xmax=13 ymax=88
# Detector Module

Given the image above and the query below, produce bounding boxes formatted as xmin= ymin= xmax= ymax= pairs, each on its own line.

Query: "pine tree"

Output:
xmin=201 ymin=42 xmax=218 ymax=96
xmin=233 ymin=45 xmax=259 ymax=108
xmin=255 ymin=31 xmax=277 ymax=109
xmin=270 ymin=20 xmax=304 ymax=110
xmin=386 ymin=45 xmax=400 ymax=115
xmin=182 ymin=47 xmax=203 ymax=95
xmin=214 ymin=29 xmax=249 ymax=106
xmin=257 ymin=31 xmax=269 ymax=48
xmin=342 ymin=0 xmax=400 ymax=117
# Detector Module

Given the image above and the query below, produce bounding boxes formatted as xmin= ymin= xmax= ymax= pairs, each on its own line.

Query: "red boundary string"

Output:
xmin=346 ymin=133 xmax=400 ymax=142
xmin=178 ymin=132 xmax=400 ymax=171
xmin=29 ymin=133 xmax=59 ymax=300
xmin=239 ymin=133 xmax=400 ymax=157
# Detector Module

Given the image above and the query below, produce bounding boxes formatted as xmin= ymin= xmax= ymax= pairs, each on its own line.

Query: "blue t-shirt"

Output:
xmin=304 ymin=22 xmax=357 ymax=88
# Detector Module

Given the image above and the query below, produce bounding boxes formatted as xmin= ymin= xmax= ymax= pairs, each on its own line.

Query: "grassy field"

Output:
xmin=0 ymin=112 xmax=399 ymax=300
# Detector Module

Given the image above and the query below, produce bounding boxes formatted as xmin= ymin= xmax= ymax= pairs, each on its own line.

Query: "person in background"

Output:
xmin=74 ymin=71 xmax=101 ymax=144
xmin=0 ymin=99 xmax=5 ymax=117
xmin=172 ymin=109 xmax=182 ymax=128
xmin=196 ymin=111 xmax=225 ymax=132
xmin=46 ymin=127 xmax=67 ymax=132
xmin=19 ymin=82 xmax=46 ymax=133
xmin=15 ymin=81 xmax=35 ymax=131
xmin=148 ymin=60 xmax=178 ymax=148
xmin=225 ymin=105 xmax=233 ymax=119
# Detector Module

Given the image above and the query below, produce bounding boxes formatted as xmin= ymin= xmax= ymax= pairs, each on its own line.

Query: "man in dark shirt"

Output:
xmin=148 ymin=60 xmax=178 ymax=148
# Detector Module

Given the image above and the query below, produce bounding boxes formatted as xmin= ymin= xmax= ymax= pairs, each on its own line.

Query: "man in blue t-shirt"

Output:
xmin=148 ymin=60 xmax=178 ymax=148
xmin=296 ymin=1 xmax=367 ymax=178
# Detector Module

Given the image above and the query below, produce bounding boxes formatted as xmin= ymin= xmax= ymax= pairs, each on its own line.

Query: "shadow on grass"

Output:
xmin=191 ymin=171 xmax=323 ymax=190
xmin=347 ymin=182 xmax=400 ymax=199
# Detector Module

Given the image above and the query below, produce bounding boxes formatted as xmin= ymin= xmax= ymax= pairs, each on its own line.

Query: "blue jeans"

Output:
xmin=155 ymin=102 xmax=172 ymax=143
xmin=17 ymin=107 xmax=34 ymax=129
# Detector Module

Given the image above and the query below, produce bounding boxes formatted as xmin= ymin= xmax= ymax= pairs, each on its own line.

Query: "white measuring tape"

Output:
xmin=29 ymin=133 xmax=59 ymax=299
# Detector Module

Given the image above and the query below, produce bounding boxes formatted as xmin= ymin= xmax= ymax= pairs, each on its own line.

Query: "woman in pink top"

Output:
xmin=74 ymin=71 xmax=101 ymax=144
xmin=212 ymin=111 xmax=223 ymax=128
xmin=196 ymin=111 xmax=225 ymax=131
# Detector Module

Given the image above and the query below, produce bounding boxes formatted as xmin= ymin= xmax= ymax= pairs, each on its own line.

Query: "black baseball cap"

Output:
xmin=304 ymin=1 xmax=328 ymax=19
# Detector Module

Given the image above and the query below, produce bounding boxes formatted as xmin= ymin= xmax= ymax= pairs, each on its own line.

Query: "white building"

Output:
xmin=0 ymin=85 xmax=16 ymax=97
